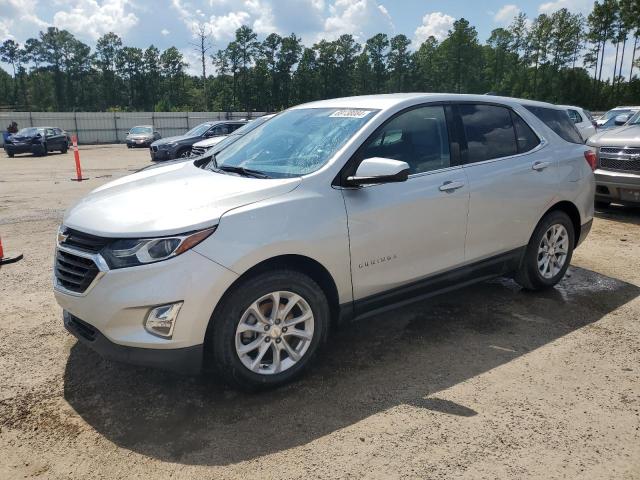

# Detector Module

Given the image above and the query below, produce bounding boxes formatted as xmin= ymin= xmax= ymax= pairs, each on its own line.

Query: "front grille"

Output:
xmin=599 ymin=146 xmax=640 ymax=173
xmin=62 ymin=228 xmax=110 ymax=253
xmin=66 ymin=313 xmax=97 ymax=341
xmin=190 ymin=146 xmax=208 ymax=157
xmin=55 ymin=249 xmax=100 ymax=293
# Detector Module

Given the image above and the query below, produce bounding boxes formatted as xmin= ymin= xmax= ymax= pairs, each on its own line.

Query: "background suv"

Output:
xmin=54 ymin=94 xmax=594 ymax=390
xmin=588 ymin=111 xmax=640 ymax=207
xmin=149 ymin=120 xmax=246 ymax=161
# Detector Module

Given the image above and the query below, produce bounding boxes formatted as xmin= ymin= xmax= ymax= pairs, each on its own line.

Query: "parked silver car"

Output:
xmin=54 ymin=94 xmax=594 ymax=390
xmin=587 ymin=111 xmax=640 ymax=206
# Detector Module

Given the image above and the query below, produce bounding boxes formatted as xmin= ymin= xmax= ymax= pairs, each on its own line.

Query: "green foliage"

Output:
xmin=1 ymin=0 xmax=639 ymax=113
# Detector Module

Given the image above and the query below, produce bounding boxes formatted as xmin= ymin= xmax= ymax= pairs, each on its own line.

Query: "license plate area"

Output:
xmin=620 ymin=188 xmax=640 ymax=202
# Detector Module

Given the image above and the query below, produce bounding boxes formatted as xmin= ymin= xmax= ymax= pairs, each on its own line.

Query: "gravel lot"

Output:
xmin=1 ymin=145 xmax=639 ymax=479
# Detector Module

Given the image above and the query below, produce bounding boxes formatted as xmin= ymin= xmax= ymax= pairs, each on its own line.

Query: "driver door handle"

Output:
xmin=532 ymin=161 xmax=552 ymax=171
xmin=439 ymin=180 xmax=465 ymax=192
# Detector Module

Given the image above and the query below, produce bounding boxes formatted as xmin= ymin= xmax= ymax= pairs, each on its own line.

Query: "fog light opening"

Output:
xmin=145 ymin=302 xmax=183 ymax=338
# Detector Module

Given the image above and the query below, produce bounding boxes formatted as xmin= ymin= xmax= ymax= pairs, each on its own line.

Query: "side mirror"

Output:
xmin=346 ymin=157 xmax=410 ymax=186
xmin=614 ymin=114 xmax=630 ymax=126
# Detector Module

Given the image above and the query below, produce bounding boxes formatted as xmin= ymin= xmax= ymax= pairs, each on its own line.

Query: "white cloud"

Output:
xmin=0 ymin=18 xmax=14 ymax=41
xmin=161 ymin=28 xmax=170 ymax=36
xmin=322 ymin=0 xmax=395 ymax=42
xmin=538 ymin=0 xmax=592 ymax=14
xmin=414 ymin=11 xmax=454 ymax=44
xmin=52 ymin=0 xmax=138 ymax=40
xmin=494 ymin=4 xmax=520 ymax=24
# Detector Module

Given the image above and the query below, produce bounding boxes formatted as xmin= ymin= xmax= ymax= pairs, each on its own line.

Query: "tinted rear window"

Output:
xmin=459 ymin=104 xmax=517 ymax=163
xmin=524 ymin=106 xmax=583 ymax=144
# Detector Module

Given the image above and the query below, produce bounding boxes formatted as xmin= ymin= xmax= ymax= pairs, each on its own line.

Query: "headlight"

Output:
xmin=101 ymin=227 xmax=216 ymax=269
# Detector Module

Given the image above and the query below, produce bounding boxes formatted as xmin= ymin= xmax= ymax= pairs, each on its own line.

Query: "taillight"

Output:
xmin=584 ymin=150 xmax=597 ymax=171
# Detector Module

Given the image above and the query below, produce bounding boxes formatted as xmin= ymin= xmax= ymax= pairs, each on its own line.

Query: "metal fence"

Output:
xmin=0 ymin=111 xmax=267 ymax=146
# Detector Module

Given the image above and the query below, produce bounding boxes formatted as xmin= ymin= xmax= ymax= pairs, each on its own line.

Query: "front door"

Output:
xmin=341 ymin=104 xmax=469 ymax=306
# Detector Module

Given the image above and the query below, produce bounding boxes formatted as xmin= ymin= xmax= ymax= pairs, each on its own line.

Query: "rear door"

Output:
xmin=341 ymin=104 xmax=470 ymax=304
xmin=458 ymin=103 xmax=557 ymax=261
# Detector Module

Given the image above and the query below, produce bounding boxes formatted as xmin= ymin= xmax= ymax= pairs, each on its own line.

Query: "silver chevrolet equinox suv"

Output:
xmin=54 ymin=94 xmax=595 ymax=390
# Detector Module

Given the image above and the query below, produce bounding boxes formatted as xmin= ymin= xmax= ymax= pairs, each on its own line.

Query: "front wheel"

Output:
xmin=515 ymin=211 xmax=575 ymax=291
xmin=178 ymin=148 xmax=191 ymax=158
xmin=209 ymin=270 xmax=330 ymax=391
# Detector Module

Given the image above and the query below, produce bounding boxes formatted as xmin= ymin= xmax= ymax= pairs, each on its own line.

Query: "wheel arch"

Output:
xmin=542 ymin=200 xmax=581 ymax=243
xmin=203 ymin=254 xmax=340 ymax=355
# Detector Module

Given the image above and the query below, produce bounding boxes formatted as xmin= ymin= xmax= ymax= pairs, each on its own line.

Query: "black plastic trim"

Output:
xmin=338 ymin=247 xmax=525 ymax=322
xmin=64 ymin=311 xmax=203 ymax=375
xmin=577 ymin=219 xmax=593 ymax=247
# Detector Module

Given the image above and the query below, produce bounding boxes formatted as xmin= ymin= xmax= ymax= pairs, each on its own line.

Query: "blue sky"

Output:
xmin=1 ymin=0 xmax=625 ymax=80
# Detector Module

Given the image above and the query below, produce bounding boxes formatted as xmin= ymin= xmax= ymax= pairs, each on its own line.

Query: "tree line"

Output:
xmin=1 ymin=0 xmax=639 ymax=113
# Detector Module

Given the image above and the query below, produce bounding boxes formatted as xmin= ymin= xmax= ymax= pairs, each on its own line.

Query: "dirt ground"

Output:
xmin=0 ymin=145 xmax=639 ymax=479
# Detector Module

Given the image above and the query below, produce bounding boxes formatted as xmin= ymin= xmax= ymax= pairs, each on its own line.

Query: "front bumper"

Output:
xmin=127 ymin=138 xmax=153 ymax=147
xmin=4 ymin=143 xmax=43 ymax=155
xmin=595 ymin=169 xmax=640 ymax=205
xmin=54 ymin=249 xmax=239 ymax=371
xmin=64 ymin=311 xmax=203 ymax=374
xmin=149 ymin=147 xmax=174 ymax=161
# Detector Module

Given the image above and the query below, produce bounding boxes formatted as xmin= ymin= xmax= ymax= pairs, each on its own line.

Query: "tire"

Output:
xmin=61 ymin=144 xmax=68 ymax=154
xmin=177 ymin=148 xmax=191 ymax=158
xmin=595 ymin=200 xmax=610 ymax=209
xmin=40 ymin=144 xmax=48 ymax=157
xmin=515 ymin=210 xmax=575 ymax=291
xmin=127 ymin=144 xmax=132 ymax=149
xmin=209 ymin=269 xmax=330 ymax=391
xmin=7 ymin=152 xmax=14 ymax=158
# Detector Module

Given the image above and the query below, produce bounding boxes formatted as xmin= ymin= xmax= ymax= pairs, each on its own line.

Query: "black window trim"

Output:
xmin=451 ymin=101 xmax=546 ymax=167
xmin=333 ymin=101 xmax=463 ymax=187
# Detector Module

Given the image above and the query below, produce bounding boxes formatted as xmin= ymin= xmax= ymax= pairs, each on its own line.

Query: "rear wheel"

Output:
xmin=40 ymin=144 xmax=48 ymax=156
xmin=209 ymin=269 xmax=330 ymax=391
xmin=8 ymin=152 xmax=14 ymax=158
xmin=61 ymin=143 xmax=68 ymax=154
xmin=515 ymin=211 xmax=575 ymax=291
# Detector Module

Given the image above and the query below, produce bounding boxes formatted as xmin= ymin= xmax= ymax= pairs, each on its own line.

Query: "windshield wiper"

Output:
xmin=216 ymin=165 xmax=271 ymax=179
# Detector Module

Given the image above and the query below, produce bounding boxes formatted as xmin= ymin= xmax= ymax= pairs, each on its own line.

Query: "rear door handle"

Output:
xmin=439 ymin=180 xmax=465 ymax=192
xmin=532 ymin=161 xmax=552 ymax=171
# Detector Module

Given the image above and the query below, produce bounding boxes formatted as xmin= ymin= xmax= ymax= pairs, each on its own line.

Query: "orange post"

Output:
xmin=70 ymin=135 xmax=88 ymax=181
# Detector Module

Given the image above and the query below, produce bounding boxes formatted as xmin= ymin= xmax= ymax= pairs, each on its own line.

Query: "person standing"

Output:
xmin=7 ymin=121 xmax=18 ymax=134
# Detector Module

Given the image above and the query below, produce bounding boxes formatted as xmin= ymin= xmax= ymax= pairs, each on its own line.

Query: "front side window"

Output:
xmin=215 ymin=108 xmax=377 ymax=178
xmin=359 ymin=105 xmax=451 ymax=174
xmin=525 ymin=106 xmax=584 ymax=144
xmin=459 ymin=104 xmax=517 ymax=163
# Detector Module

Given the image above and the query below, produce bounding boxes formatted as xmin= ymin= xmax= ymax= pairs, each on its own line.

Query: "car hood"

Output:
xmin=192 ymin=135 xmax=228 ymax=148
xmin=151 ymin=135 xmax=192 ymax=146
xmin=587 ymin=125 xmax=640 ymax=147
xmin=128 ymin=133 xmax=153 ymax=139
xmin=63 ymin=161 xmax=301 ymax=237
xmin=8 ymin=134 xmax=37 ymax=142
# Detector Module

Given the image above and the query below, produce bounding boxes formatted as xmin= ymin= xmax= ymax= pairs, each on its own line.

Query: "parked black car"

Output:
xmin=4 ymin=126 xmax=69 ymax=157
xmin=126 ymin=125 xmax=161 ymax=148
xmin=149 ymin=120 xmax=246 ymax=161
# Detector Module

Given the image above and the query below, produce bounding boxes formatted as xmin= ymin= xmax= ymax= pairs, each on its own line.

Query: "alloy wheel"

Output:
xmin=537 ymin=224 xmax=569 ymax=279
xmin=235 ymin=291 xmax=314 ymax=375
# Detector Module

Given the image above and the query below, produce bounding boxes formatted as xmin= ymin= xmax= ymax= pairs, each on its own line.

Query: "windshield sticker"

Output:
xmin=329 ymin=109 xmax=373 ymax=119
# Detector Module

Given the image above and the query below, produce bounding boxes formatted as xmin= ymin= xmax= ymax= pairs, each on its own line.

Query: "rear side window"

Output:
xmin=510 ymin=112 xmax=540 ymax=153
xmin=567 ymin=109 xmax=583 ymax=124
xmin=459 ymin=104 xmax=517 ymax=163
xmin=524 ymin=105 xmax=583 ymax=144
